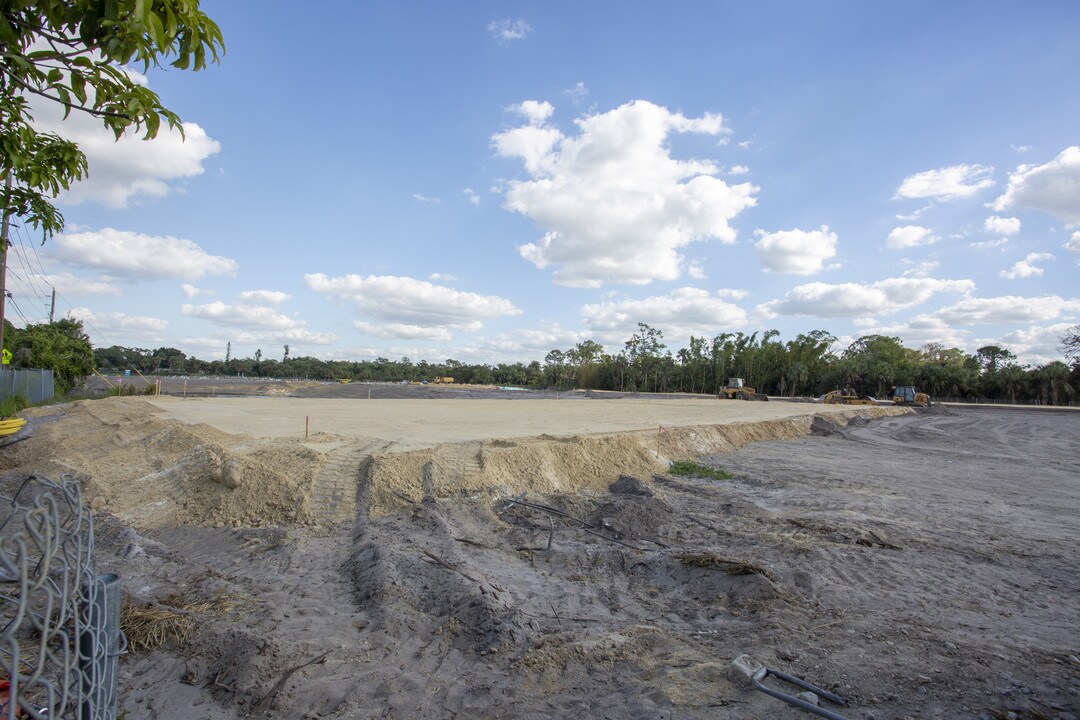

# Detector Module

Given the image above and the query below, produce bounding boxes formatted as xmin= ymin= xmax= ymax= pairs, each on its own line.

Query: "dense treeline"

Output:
xmin=91 ymin=322 xmax=1080 ymax=406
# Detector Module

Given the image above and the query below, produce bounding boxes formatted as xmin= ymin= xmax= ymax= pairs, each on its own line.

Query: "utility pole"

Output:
xmin=49 ymin=288 xmax=56 ymax=323
xmin=0 ymin=174 xmax=11 ymax=361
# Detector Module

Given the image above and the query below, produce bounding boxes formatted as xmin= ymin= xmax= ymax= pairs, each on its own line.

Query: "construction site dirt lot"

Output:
xmin=2 ymin=385 xmax=1078 ymax=720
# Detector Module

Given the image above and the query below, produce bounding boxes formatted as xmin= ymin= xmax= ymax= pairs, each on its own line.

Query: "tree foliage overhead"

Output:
xmin=0 ymin=0 xmax=224 ymax=236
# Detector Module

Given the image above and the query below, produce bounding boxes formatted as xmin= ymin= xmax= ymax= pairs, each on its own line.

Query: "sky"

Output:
xmin=10 ymin=1 xmax=1080 ymax=366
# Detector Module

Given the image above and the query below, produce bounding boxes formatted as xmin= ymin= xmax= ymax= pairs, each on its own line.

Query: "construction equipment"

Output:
xmin=717 ymin=378 xmax=769 ymax=401
xmin=891 ymin=385 xmax=930 ymax=407
xmin=338 ymin=378 xmax=352 ymax=384
xmin=433 ymin=376 xmax=455 ymax=384
xmin=822 ymin=388 xmax=875 ymax=406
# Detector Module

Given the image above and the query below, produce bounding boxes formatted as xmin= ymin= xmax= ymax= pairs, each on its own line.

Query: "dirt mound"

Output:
xmin=365 ymin=407 xmax=906 ymax=514
xmin=4 ymin=398 xmax=322 ymax=529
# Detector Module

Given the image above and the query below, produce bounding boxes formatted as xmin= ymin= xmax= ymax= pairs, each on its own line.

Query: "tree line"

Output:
xmin=88 ymin=322 xmax=1080 ymax=406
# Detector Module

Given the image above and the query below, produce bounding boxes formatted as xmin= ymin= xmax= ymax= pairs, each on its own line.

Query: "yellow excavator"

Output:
xmin=717 ymin=378 xmax=769 ymax=401
xmin=890 ymin=385 xmax=930 ymax=407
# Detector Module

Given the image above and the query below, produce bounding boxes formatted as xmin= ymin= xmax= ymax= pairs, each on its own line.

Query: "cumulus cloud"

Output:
xmin=412 ymin=193 xmax=441 ymax=204
xmin=901 ymin=260 xmax=940 ymax=278
xmin=728 ymin=165 xmax=750 ymax=175
xmin=68 ymin=307 xmax=168 ymax=340
xmin=990 ymin=146 xmax=1080 ymax=225
xmin=582 ymin=287 xmax=749 ymax=339
xmin=895 ymin=164 xmax=994 ymax=201
xmin=26 ymin=72 xmax=220 ymax=209
xmin=994 ymin=322 xmax=1077 ymax=364
xmin=463 ymin=188 xmax=480 ymax=206
xmin=886 ymin=225 xmax=938 ymax=249
xmin=754 ymin=225 xmax=837 ymax=275
xmin=925 ymin=295 xmax=1080 ymax=326
xmin=1000 ymin=253 xmax=1055 ymax=279
xmin=493 ymin=99 xmax=756 ymax=287
xmin=238 ymin=290 xmax=290 ymax=305
xmin=41 ymin=272 xmax=122 ymax=296
xmin=181 ymin=299 xmax=336 ymax=345
xmin=983 ymin=215 xmax=1021 ymax=236
xmin=687 ymin=261 xmax=706 ymax=279
xmin=488 ymin=18 xmax=531 ymax=42
xmin=305 ymin=273 xmax=521 ymax=339
xmin=756 ymin=278 xmax=974 ymax=319
xmin=50 ymin=228 xmax=237 ymax=281
xmin=1066 ymin=231 xmax=1080 ymax=253
xmin=181 ymin=283 xmax=214 ymax=299
xmin=969 ymin=237 xmax=1010 ymax=250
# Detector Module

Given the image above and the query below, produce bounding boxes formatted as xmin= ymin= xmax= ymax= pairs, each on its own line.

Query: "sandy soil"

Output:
xmin=1 ymin=391 xmax=1078 ymax=720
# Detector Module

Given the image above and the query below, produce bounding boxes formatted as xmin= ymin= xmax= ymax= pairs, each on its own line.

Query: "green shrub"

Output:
xmin=0 ymin=394 xmax=30 ymax=418
xmin=669 ymin=460 xmax=733 ymax=480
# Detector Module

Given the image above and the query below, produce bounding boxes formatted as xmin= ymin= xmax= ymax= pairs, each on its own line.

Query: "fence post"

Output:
xmin=80 ymin=573 xmax=122 ymax=720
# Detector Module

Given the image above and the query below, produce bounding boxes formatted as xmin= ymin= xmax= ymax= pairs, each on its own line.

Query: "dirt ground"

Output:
xmin=1 ymin=384 xmax=1077 ymax=720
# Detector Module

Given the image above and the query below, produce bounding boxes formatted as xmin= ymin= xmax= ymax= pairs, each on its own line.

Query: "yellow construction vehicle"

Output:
xmin=338 ymin=378 xmax=352 ymax=384
xmin=717 ymin=378 xmax=769 ymax=401
xmin=822 ymin=388 xmax=876 ymax=405
xmin=433 ymin=377 xmax=455 ymax=384
xmin=891 ymin=385 xmax=930 ymax=407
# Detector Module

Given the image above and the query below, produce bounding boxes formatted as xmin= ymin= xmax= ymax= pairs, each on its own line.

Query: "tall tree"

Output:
xmin=1 ymin=0 xmax=224 ymax=237
xmin=1060 ymin=325 xmax=1080 ymax=362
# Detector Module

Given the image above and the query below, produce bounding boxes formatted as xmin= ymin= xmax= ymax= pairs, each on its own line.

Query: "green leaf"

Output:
xmin=70 ymin=72 xmax=88 ymax=105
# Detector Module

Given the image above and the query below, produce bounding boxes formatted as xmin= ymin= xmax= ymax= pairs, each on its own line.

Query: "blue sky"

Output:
xmin=11 ymin=1 xmax=1080 ymax=365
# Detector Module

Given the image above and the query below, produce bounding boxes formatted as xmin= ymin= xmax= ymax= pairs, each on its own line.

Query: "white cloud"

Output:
xmin=354 ymin=323 xmax=453 ymax=342
xmin=181 ymin=300 xmax=336 ymax=345
xmin=412 ymin=193 xmax=441 ymax=204
xmin=728 ymin=165 xmax=750 ymax=175
xmin=856 ymin=316 xmax=971 ymax=351
xmin=51 ymin=228 xmax=237 ymax=281
xmin=182 ymin=301 xmax=303 ymax=329
xmin=687 ymin=261 xmax=706 ymax=279
xmin=563 ymin=82 xmax=589 ymax=105
xmin=27 ymin=74 xmax=220 ymax=209
xmin=926 ymin=295 xmax=1080 ymax=326
xmin=994 ymin=322 xmax=1077 ymax=364
xmin=886 ymin=225 xmax=938 ymax=249
xmin=305 ymin=273 xmax=521 ymax=336
xmin=754 ymin=225 xmax=837 ymax=275
xmin=41 ymin=272 xmax=122 ymax=296
xmin=180 ymin=283 xmax=214 ymax=299
xmin=238 ymin=289 xmax=290 ymax=305
xmin=488 ymin=18 xmax=532 ymax=42
xmin=895 ymin=164 xmax=994 ymax=201
xmin=68 ymin=307 xmax=168 ymax=340
xmin=969 ymin=237 xmax=1010 ymax=250
xmin=894 ymin=204 xmax=932 ymax=221
xmin=756 ymin=278 xmax=974 ymax=319
xmin=1000 ymin=253 xmax=1055 ymax=280
xmin=1066 ymin=231 xmax=1080 ymax=253
xmin=983 ymin=215 xmax=1021 ymax=236
xmin=428 ymin=272 xmax=460 ymax=283
xmin=493 ymin=100 xmax=756 ymax=287
xmin=582 ymin=287 xmax=749 ymax=339
xmin=901 ymin=260 xmax=940 ymax=278
xmin=463 ymin=188 xmax=480 ymax=206
xmin=990 ymin=146 xmax=1080 ymax=225
xmin=1011 ymin=144 xmax=1033 ymax=154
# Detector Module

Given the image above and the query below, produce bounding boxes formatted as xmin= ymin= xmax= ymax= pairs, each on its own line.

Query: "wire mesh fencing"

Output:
xmin=0 ymin=473 xmax=122 ymax=720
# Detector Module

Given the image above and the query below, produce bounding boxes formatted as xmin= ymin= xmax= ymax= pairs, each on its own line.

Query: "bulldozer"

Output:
xmin=890 ymin=385 xmax=930 ymax=407
xmin=717 ymin=378 xmax=769 ymax=401
xmin=822 ymin=387 xmax=876 ymax=406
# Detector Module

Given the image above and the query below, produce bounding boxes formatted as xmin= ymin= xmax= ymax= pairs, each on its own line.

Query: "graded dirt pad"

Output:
xmin=2 ymin=396 xmax=1078 ymax=719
